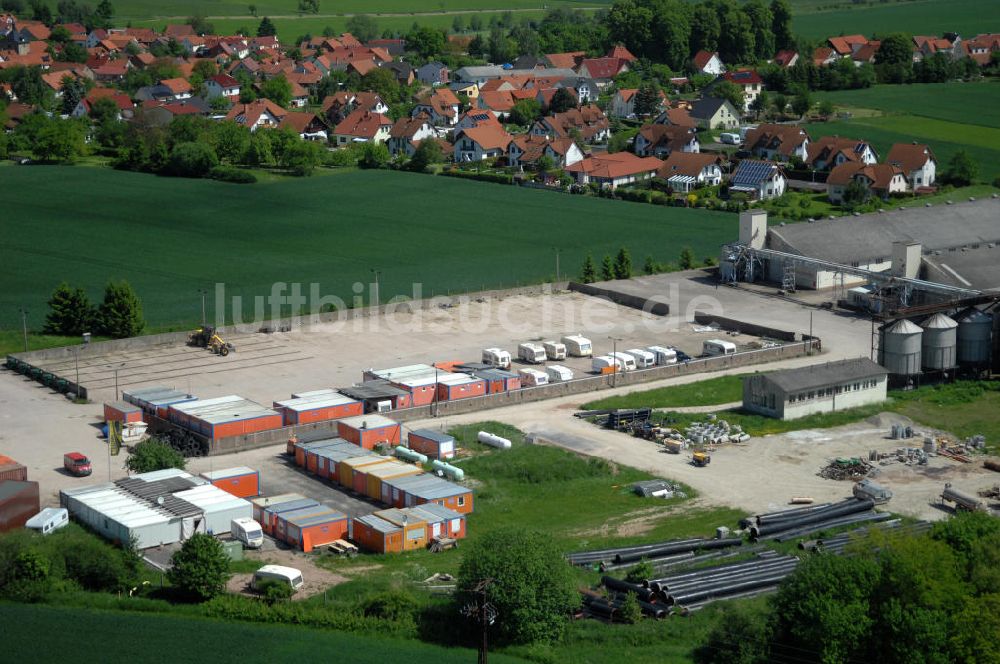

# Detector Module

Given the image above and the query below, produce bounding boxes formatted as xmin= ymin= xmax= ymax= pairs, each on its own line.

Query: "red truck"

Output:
xmin=63 ymin=452 xmax=92 ymax=477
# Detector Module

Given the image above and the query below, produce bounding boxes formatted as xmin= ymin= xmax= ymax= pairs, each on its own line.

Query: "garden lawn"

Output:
xmin=2 ymin=167 xmax=734 ymax=333
xmin=583 ymin=374 xmax=745 ymax=410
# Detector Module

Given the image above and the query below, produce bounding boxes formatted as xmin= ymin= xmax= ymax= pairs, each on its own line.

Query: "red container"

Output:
xmin=0 ymin=480 xmax=40 ymax=533
xmin=200 ymin=467 xmax=260 ymax=498
xmin=0 ymin=455 xmax=28 ymax=482
xmin=103 ymin=401 xmax=144 ymax=423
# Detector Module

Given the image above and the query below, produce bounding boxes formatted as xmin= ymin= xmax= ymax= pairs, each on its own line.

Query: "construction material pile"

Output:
xmin=819 ymin=457 xmax=874 ymax=480
xmin=742 ymin=498 xmax=888 ymax=542
xmin=684 ymin=417 xmax=750 ymax=445
xmin=566 ymin=536 xmax=743 ymax=569
xmin=978 ymin=485 xmax=1000 ymax=500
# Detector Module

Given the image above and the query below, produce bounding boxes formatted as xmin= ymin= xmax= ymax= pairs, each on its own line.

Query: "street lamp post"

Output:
xmin=19 ymin=308 xmax=28 ymax=352
xmin=371 ymin=269 xmax=381 ymax=307
xmin=112 ymin=362 xmax=125 ymax=400
xmin=553 ymin=247 xmax=560 ymax=283
xmin=198 ymin=289 xmax=208 ymax=326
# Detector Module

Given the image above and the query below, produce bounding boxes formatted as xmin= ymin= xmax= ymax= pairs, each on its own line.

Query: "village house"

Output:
xmin=806 ymin=136 xmax=879 ymax=171
xmin=333 ymin=108 xmax=393 ymax=144
xmin=713 ymin=70 xmax=763 ymax=112
xmin=387 ymin=115 xmax=437 ymax=156
xmin=71 ymin=87 xmax=134 ymax=120
xmin=609 ymin=87 xmax=667 ymax=119
xmin=730 ymin=160 xmax=786 ymax=200
xmin=531 ymin=104 xmax=610 ymax=143
xmin=692 ymin=50 xmax=725 ymax=75
xmin=827 ymin=162 xmax=908 ymax=203
xmin=564 ymin=152 xmax=663 ymax=190
xmin=204 ymin=73 xmax=240 ymax=101
xmin=279 ymin=111 xmax=328 ymax=141
xmin=634 ymin=124 xmax=700 ymax=158
xmin=506 ymin=135 xmax=583 ymax=170
xmin=886 ymin=142 xmax=937 ymax=190
xmin=743 ymin=124 xmax=811 ymax=162
xmin=687 ymin=97 xmax=740 ymax=130
xmin=453 ymin=125 xmax=513 ymax=161
xmin=416 ymin=61 xmax=449 ymax=86
xmin=656 ymin=152 xmax=724 ymax=193
xmin=224 ymin=99 xmax=287 ymax=131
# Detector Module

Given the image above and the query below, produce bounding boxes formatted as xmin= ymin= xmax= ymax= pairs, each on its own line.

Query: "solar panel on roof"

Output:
xmin=732 ymin=160 xmax=775 ymax=187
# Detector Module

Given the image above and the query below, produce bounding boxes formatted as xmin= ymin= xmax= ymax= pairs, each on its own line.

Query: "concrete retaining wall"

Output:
xmin=158 ymin=340 xmax=818 ymax=456
xmin=568 ymin=282 xmax=670 ymax=316
xmin=693 ymin=311 xmax=798 ymax=342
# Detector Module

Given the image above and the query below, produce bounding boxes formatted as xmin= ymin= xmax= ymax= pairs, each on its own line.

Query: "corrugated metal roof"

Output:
xmin=106 ymin=400 xmax=141 ymax=412
xmin=338 ymin=381 xmax=409 ymax=400
xmin=290 ymin=388 xmax=339 ymax=399
xmin=409 ymin=502 xmax=462 ymax=522
xmin=437 ymin=373 xmax=480 ymax=386
xmin=251 ymin=493 xmax=306 ymax=508
xmin=410 ymin=429 xmax=454 ymax=444
xmin=263 ymin=498 xmax=319 ymax=514
xmin=171 ymin=395 xmax=279 ymax=424
xmin=315 ymin=443 xmax=372 ymax=464
xmin=124 ymin=386 xmax=196 ymax=407
xmin=760 ymin=357 xmax=887 ymax=393
xmin=367 ymin=364 xmax=437 ymax=380
xmin=354 ymin=514 xmax=399 ymax=534
xmin=200 ymin=466 xmax=256 ymax=481
xmin=276 ymin=394 xmax=358 ymax=411
xmin=376 ymin=507 xmax=425 ymax=527
xmin=282 ymin=506 xmax=346 ymax=527
xmin=115 ymin=476 xmax=203 ymax=517
xmin=366 ymin=463 xmax=419 ymax=480
xmin=340 ymin=455 xmax=391 ymax=469
xmin=384 ymin=473 xmax=467 ymax=499
xmin=338 ymin=414 xmax=399 ymax=430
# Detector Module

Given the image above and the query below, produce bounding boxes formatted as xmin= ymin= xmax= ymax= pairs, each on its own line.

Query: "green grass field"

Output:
xmin=1 ymin=166 xmax=734 ymax=334
xmin=1 ymin=603 xmax=528 ymax=663
xmin=809 ymin=83 xmax=1000 ymax=184
xmin=583 ymin=374 xmax=745 ymax=410
xmin=791 ymin=0 xmax=998 ymax=40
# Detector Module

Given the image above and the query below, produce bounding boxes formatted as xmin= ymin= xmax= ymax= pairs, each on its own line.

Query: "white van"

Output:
xmin=647 ymin=345 xmax=677 ymax=365
xmin=482 ymin=347 xmax=511 ymax=369
xmin=542 ymin=341 xmax=566 ymax=361
xmin=703 ymin=339 xmax=737 ymax=356
xmin=561 ymin=334 xmax=593 ymax=357
xmin=253 ymin=565 xmax=304 ymax=592
xmin=25 ymin=507 xmax=68 ymax=535
xmin=592 ymin=355 xmax=619 ymax=373
xmin=610 ymin=352 xmax=637 ymax=371
xmin=231 ymin=517 xmax=264 ymax=549
xmin=518 ymin=368 xmax=549 ymax=386
xmin=517 ymin=343 xmax=546 ymax=364
xmin=624 ymin=348 xmax=655 ymax=368
xmin=719 ymin=132 xmax=741 ymax=145
xmin=545 ymin=365 xmax=574 ymax=382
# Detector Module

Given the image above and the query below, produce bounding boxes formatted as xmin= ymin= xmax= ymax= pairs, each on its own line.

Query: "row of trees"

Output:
xmin=44 ymin=281 xmax=145 ymax=339
xmin=695 ymin=512 xmax=1000 ymax=664
xmin=579 ymin=246 xmax=706 ymax=283
xmin=4 ymin=0 xmax=114 ymax=30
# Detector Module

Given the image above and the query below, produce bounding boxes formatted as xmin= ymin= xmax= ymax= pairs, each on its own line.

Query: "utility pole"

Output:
xmin=553 ymin=246 xmax=560 ymax=283
xmin=198 ymin=289 xmax=207 ymax=326
xmin=609 ymin=336 xmax=622 ymax=387
xmin=19 ymin=308 xmax=28 ymax=352
xmin=370 ymin=268 xmax=381 ymax=307
xmin=112 ymin=362 xmax=125 ymax=400
xmin=462 ymin=579 xmax=496 ymax=664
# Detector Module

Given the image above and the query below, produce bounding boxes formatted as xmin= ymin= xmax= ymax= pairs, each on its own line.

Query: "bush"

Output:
xmin=209 ymin=166 xmax=257 ymax=184
xmin=359 ymin=589 xmax=418 ymax=623
xmin=618 ymin=591 xmax=643 ymax=624
xmin=257 ymin=579 xmax=295 ymax=603
xmin=326 ymin=148 xmax=359 ymax=168
xmin=166 ymin=141 xmax=219 ymax=177
xmin=440 ymin=169 xmax=513 ymax=185
xmin=125 ymin=438 xmax=186 ymax=474
xmin=168 ymin=533 xmax=230 ymax=602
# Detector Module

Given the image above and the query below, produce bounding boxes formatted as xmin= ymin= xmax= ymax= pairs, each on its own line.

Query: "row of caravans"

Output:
xmin=482 ymin=335 xmax=589 ymax=369
xmin=593 ymin=339 xmax=736 ymax=373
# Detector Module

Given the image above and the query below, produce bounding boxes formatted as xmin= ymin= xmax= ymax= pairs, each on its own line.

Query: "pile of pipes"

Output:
xmin=741 ymin=498 xmax=890 ymax=542
xmin=684 ymin=417 xmax=750 ymax=445
xmin=819 ymin=457 xmax=874 ymax=480
xmin=581 ymin=581 xmax=669 ymax=621
xmin=798 ymin=519 xmax=931 ymax=555
xmin=566 ymin=536 xmax=743 ymax=569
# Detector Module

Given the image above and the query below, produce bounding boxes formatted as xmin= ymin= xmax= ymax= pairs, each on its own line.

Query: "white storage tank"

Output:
xmin=955 ymin=308 xmax=992 ymax=366
xmin=879 ymin=319 xmax=922 ymax=376
xmin=921 ymin=313 xmax=958 ymax=370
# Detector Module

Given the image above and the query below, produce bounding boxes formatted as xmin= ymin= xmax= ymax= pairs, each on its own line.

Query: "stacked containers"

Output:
xmin=199 ymin=467 xmax=260 ymax=498
xmin=366 ymin=462 xmax=423 ymax=503
xmin=337 ymin=415 xmax=402 ymax=450
xmin=273 ymin=393 xmax=363 ymax=426
xmin=169 ymin=396 xmax=283 ymax=440
xmin=282 ymin=508 xmax=349 ymax=552
xmin=250 ymin=494 xmax=318 ymax=535
xmin=103 ymin=400 xmax=144 ymax=423
xmin=407 ymin=429 xmax=456 ymax=460
xmin=0 ymin=455 xmax=28 ymax=482
xmin=123 ymin=386 xmax=198 ymax=418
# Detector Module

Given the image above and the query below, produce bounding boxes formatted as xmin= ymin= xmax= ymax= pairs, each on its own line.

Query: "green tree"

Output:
xmin=57 ymin=42 xmax=88 ymax=63
xmin=211 ymin=121 xmax=250 ymax=163
xmin=3 ymin=550 xmax=52 ymax=602
xmin=247 ymin=3 xmax=256 ymax=16
xmin=842 ymin=178 xmax=870 ymax=209
xmin=452 ymin=15 xmax=465 ymax=34
xmin=359 ymin=141 xmax=390 ymax=169
xmin=509 ymin=98 xmax=541 ymax=126
xmin=408 ymin=138 xmax=443 ymax=172
xmin=168 ymin=141 xmax=219 ymax=177
xmin=944 ymin=149 xmax=977 ymax=186
xmin=743 ymin=0 xmax=774 ymax=61
xmin=94 ymin=0 xmax=114 ymax=27
xmin=487 ymin=25 xmax=516 ymax=64
xmin=791 ymin=89 xmax=811 ymax=117
xmin=89 ymin=96 xmax=120 ymax=125
xmin=770 ymin=0 xmax=793 ymax=51
xmin=167 ymin=533 xmax=229 ymax=602
xmin=613 ymin=246 xmax=632 ymax=280
xmin=580 ymin=254 xmax=597 ymax=283
xmin=600 ymin=254 xmax=614 ymax=281
xmin=817 ymin=99 xmax=835 ymax=118
xmin=951 ymin=594 xmax=1000 ymax=664
xmin=297 ymin=0 xmax=318 ymax=14
xmin=712 ymin=82 xmax=745 ymax=114
xmin=346 ymin=14 xmax=378 ymax=42
xmin=125 ymin=437 xmax=186 ymax=473
xmin=60 ymin=75 xmax=88 ymax=116
xmin=719 ymin=4 xmax=754 ymax=64
xmin=607 ymin=132 xmax=629 ymax=153
xmin=97 ymin=280 xmax=145 ymax=338
xmin=690 ymin=4 xmax=720 ymax=53
xmin=281 ymin=139 xmax=322 ymax=176
xmin=407 ymin=26 xmax=446 ymax=59
xmin=678 ymin=246 xmax=695 ymax=270
xmin=34 ymin=118 xmax=86 ymax=162
xmin=44 ymin=282 xmax=94 ymax=336
xmin=260 ymin=75 xmax=292 ymax=107
xmin=634 ymin=81 xmax=661 ymax=117
xmin=548 ymin=87 xmax=577 ymax=113
xmin=618 ymin=590 xmax=643 ymax=624
xmin=642 ymin=255 xmax=658 ymax=275
xmin=457 ymin=528 xmax=577 ymax=645
xmin=257 ymin=16 xmax=278 ymax=37
xmin=470 ymin=14 xmax=483 ymax=31
xmin=693 ymin=603 xmax=770 ymax=664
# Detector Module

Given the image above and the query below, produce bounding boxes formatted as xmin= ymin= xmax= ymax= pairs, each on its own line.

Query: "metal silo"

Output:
xmin=921 ymin=313 xmax=958 ymax=370
xmin=956 ymin=308 xmax=993 ymax=366
xmin=879 ymin=319 xmax=922 ymax=376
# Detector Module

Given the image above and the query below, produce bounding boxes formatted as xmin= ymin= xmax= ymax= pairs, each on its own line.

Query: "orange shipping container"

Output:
xmin=375 ymin=508 xmax=428 ymax=551
xmin=350 ymin=514 xmax=404 ymax=554
xmin=199 ymin=467 xmax=260 ymax=498
xmin=337 ymin=415 xmax=402 ymax=450
xmin=103 ymin=400 xmax=144 ymax=423
xmin=365 ymin=463 xmax=422 ymax=502
xmin=337 ymin=456 xmax=389 ymax=490
xmin=283 ymin=509 xmax=349 ymax=552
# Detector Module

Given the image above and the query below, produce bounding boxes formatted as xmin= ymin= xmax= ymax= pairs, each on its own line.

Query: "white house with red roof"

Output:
xmin=224 ymin=99 xmax=287 ymax=131
xmin=333 ymin=108 xmax=393 ymax=145
xmin=564 ymin=152 xmax=663 ymax=190
xmin=205 ymin=73 xmax=240 ymax=101
xmin=692 ymin=50 xmax=725 ymax=75
xmin=453 ymin=125 xmax=513 ymax=161
xmin=714 ymin=70 xmax=763 ymax=112
xmin=886 ymin=143 xmax=937 ymax=189
xmin=388 ymin=115 xmax=437 ymax=156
